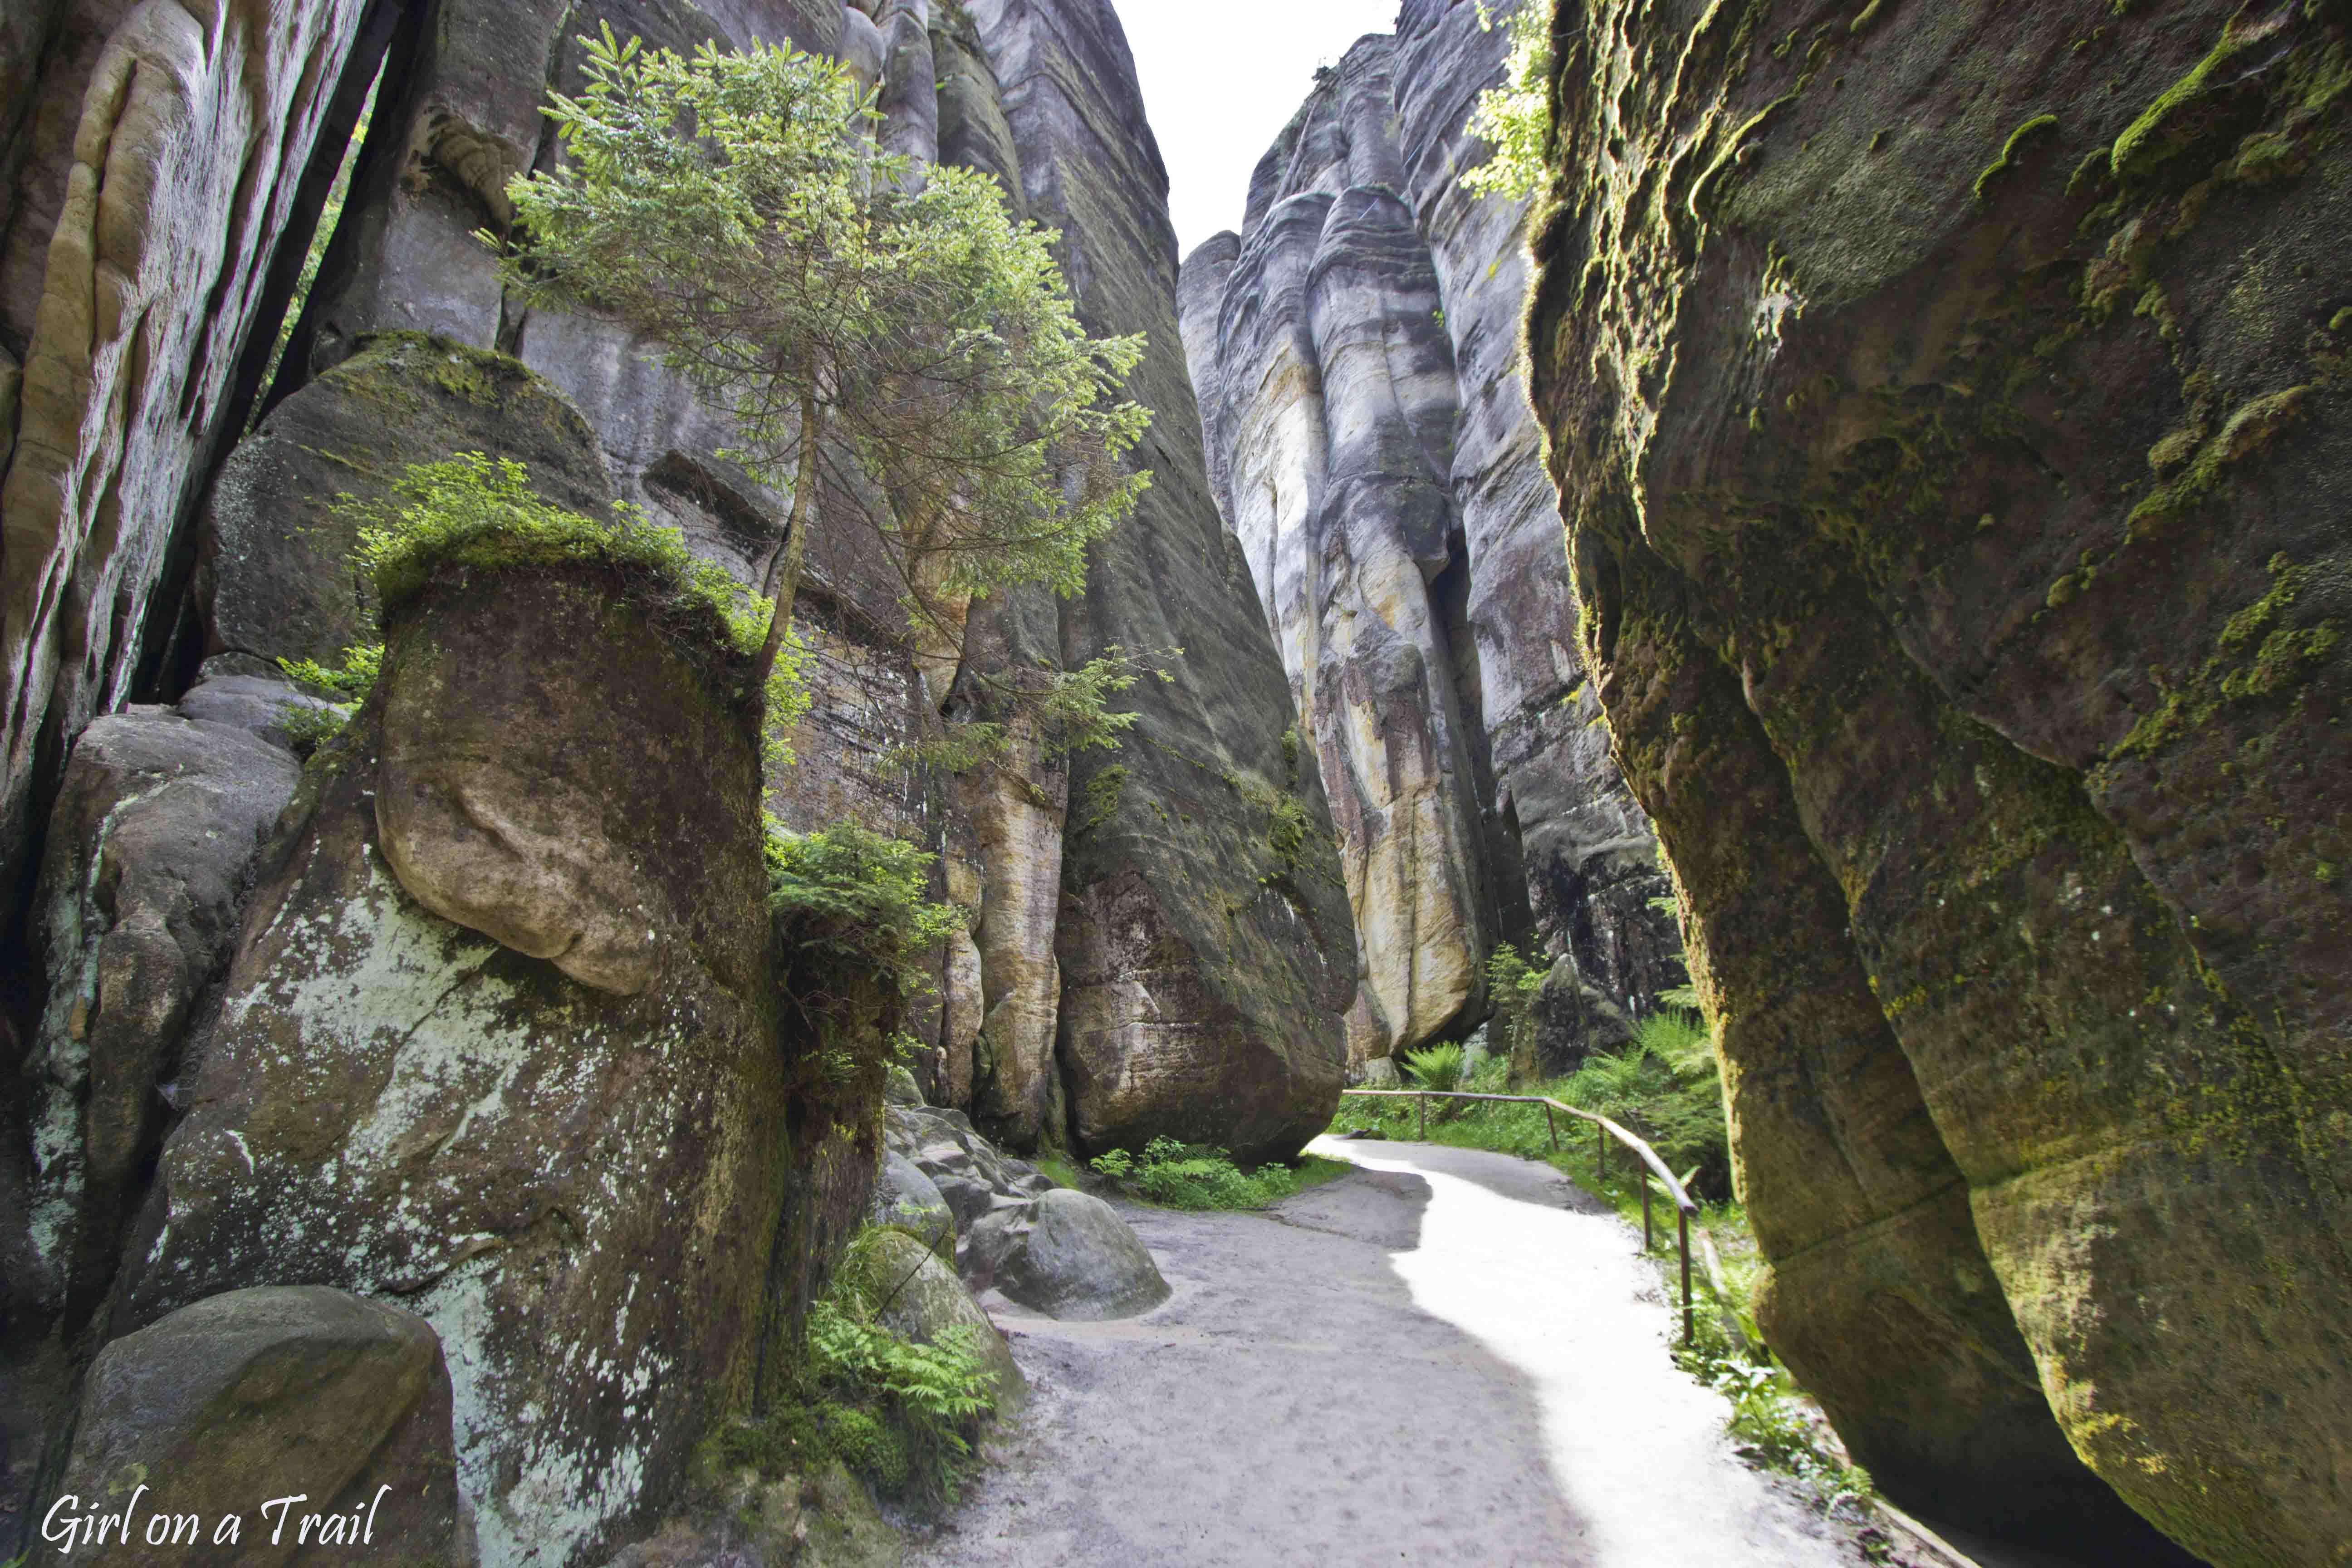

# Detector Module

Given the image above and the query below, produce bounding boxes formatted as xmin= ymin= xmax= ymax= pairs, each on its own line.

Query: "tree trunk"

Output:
xmin=753 ymin=397 xmax=826 ymax=695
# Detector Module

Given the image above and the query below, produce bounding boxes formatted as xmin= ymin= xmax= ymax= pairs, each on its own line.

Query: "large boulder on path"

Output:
xmin=18 ymin=714 xmax=299 ymax=1325
xmin=963 ymin=1190 xmax=1168 ymax=1323
xmin=41 ymin=1287 xmax=466 ymax=1565
xmin=118 ymin=554 xmax=784 ymax=1568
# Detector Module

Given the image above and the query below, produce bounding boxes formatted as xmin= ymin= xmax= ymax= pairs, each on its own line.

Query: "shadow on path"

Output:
xmin=911 ymin=1138 xmax=1865 ymax=1567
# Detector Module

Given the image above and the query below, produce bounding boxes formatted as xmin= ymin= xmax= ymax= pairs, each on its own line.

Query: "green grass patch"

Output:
xmin=1089 ymin=1138 xmax=1348 ymax=1211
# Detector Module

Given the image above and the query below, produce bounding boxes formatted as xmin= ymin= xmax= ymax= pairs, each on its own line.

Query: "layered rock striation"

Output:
xmin=972 ymin=0 xmax=1354 ymax=1160
xmin=3 ymin=1 xmax=1345 ymax=1557
xmin=1182 ymin=0 xmax=1680 ymax=1072
xmin=1527 ymin=0 xmax=2351 ymax=1561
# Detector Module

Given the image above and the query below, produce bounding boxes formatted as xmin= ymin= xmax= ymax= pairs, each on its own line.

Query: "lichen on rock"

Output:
xmin=1524 ymin=0 xmax=2351 ymax=1559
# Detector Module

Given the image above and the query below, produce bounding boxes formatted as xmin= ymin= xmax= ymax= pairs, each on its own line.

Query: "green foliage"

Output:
xmin=276 ymin=642 xmax=382 ymax=750
xmin=1332 ymin=1005 xmax=1730 ymax=1203
xmin=1089 ymin=1138 xmax=1340 ymax=1211
xmin=764 ymin=819 xmax=960 ymax=996
xmin=1465 ymin=0 xmax=1554 ymax=200
xmin=1681 ymin=1351 xmax=1876 ymax=1516
xmin=719 ymin=1228 xmax=999 ymax=1508
xmin=346 ymin=453 xmax=766 ymax=645
xmin=505 ymin=29 xmax=1155 ymax=743
xmin=1484 ymin=942 xmax=1549 ymax=1079
xmin=1400 ymin=1041 xmax=1469 ymax=1094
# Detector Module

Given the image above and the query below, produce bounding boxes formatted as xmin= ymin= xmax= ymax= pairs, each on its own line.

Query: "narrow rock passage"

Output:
xmin=912 ymin=1138 xmax=1865 ymax=1567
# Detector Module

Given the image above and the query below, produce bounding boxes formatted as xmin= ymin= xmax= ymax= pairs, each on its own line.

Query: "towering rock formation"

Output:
xmin=0 ymin=0 xmax=381 ymax=911
xmin=1182 ymin=0 xmax=1680 ymax=1071
xmin=1526 ymin=0 xmax=2351 ymax=1562
xmin=0 ymin=0 xmax=1347 ymax=1558
xmin=972 ymin=0 xmax=1354 ymax=1159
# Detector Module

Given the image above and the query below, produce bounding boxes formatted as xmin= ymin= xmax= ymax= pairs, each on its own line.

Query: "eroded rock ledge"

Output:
xmin=1526 ymin=0 xmax=2350 ymax=1561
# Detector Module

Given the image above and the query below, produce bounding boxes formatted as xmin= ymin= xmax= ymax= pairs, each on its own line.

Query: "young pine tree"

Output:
xmin=502 ymin=28 xmax=1154 ymax=738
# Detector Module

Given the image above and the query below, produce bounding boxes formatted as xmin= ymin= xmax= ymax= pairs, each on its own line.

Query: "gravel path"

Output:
xmin=909 ymin=1137 xmax=1875 ymax=1568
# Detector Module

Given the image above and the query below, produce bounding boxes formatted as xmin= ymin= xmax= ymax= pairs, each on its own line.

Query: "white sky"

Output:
xmin=1116 ymin=0 xmax=1406 ymax=260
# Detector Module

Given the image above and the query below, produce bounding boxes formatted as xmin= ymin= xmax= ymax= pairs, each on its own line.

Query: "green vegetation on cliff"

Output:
xmin=503 ymin=27 xmax=1155 ymax=740
xmin=1465 ymin=0 xmax=1555 ymax=199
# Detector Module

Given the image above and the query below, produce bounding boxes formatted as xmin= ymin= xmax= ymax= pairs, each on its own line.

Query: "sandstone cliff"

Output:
xmin=0 ymin=0 xmax=1347 ymax=1558
xmin=1527 ymin=0 xmax=2350 ymax=1561
xmin=1181 ymin=0 xmax=1681 ymax=1073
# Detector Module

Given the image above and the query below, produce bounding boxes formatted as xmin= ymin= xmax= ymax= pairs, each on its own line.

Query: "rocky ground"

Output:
xmin=909 ymin=1139 xmax=1878 ymax=1568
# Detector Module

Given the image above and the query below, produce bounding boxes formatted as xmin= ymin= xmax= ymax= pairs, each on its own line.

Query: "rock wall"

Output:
xmin=970 ymin=0 xmax=1355 ymax=1161
xmin=1181 ymin=0 xmax=1680 ymax=1072
xmin=3 ymin=1 xmax=1347 ymax=1552
xmin=0 ymin=0 xmax=381 ymax=912
xmin=1526 ymin=0 xmax=2351 ymax=1561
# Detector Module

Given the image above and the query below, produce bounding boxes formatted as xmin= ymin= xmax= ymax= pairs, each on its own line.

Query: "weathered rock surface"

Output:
xmin=873 ymin=1152 xmax=954 ymax=1257
xmin=21 ymin=713 xmax=299 ymax=1326
xmin=966 ymin=0 xmax=1353 ymax=1164
xmin=121 ymin=562 xmax=784 ymax=1568
xmin=882 ymin=1098 xmax=1052 ymax=1238
xmin=0 ymin=0 xmax=376 ymax=904
xmin=172 ymin=671 xmax=336 ymax=753
xmin=1526 ymin=1 xmax=2349 ymax=1561
xmin=963 ymin=1187 xmax=1169 ymax=1323
xmin=42 ymin=1286 xmax=466 ymax=1566
xmin=850 ymin=1228 xmax=1022 ymax=1419
xmin=1181 ymin=3 xmax=1680 ymax=1074
xmin=202 ymin=332 xmax=615 ymax=672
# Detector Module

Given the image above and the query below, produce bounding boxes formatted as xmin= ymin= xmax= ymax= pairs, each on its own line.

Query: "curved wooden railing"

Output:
xmin=1339 ymin=1088 xmax=1705 ymax=1344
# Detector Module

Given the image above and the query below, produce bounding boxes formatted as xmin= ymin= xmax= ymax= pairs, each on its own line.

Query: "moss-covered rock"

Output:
xmin=121 ymin=558 xmax=784 ymax=1568
xmin=199 ymin=332 xmax=612 ymax=671
xmin=1526 ymin=0 xmax=2351 ymax=1560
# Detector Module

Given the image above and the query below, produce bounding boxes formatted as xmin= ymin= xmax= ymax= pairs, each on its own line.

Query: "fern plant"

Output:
xmin=1401 ymin=1041 xmax=1468 ymax=1093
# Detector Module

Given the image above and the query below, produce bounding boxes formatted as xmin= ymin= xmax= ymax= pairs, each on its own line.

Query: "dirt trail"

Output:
xmin=910 ymin=1137 xmax=1873 ymax=1567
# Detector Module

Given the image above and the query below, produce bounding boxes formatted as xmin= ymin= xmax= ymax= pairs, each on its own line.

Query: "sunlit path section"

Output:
xmin=914 ymin=1140 xmax=1857 ymax=1567
xmin=1312 ymin=1137 xmax=1849 ymax=1565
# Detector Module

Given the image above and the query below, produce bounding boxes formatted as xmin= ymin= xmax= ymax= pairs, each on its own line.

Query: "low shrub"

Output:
xmin=713 ymin=1228 xmax=999 ymax=1509
xmin=1089 ymin=1137 xmax=1341 ymax=1211
xmin=276 ymin=642 xmax=382 ymax=751
xmin=1400 ymin=1041 xmax=1467 ymax=1093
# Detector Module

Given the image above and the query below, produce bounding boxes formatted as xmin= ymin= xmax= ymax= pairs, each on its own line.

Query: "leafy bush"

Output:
xmin=1089 ymin=1137 xmax=1333 ymax=1211
xmin=1464 ymin=0 xmax=1554 ymax=200
xmin=764 ymin=820 xmax=960 ymax=995
xmin=714 ymin=1228 xmax=999 ymax=1508
xmin=276 ymin=643 xmax=382 ymax=750
xmin=1400 ymin=1041 xmax=1468 ymax=1094
xmin=1484 ymin=941 xmax=1548 ymax=1078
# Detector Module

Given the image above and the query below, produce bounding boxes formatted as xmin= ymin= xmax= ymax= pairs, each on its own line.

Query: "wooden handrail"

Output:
xmin=1340 ymin=1088 xmax=1703 ymax=1344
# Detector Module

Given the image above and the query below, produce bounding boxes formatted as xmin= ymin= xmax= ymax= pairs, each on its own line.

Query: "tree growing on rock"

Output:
xmin=502 ymin=28 xmax=1156 ymax=751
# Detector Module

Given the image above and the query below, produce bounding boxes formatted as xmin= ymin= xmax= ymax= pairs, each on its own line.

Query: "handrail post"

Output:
xmin=1544 ymin=1103 xmax=1557 ymax=1152
xmin=1642 ymin=1175 xmax=1653 ymax=1252
xmin=1678 ymin=1206 xmax=1694 ymax=1347
xmin=1596 ymin=1120 xmax=1606 ymax=1184
xmin=1417 ymin=1093 xmax=1426 ymax=1142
